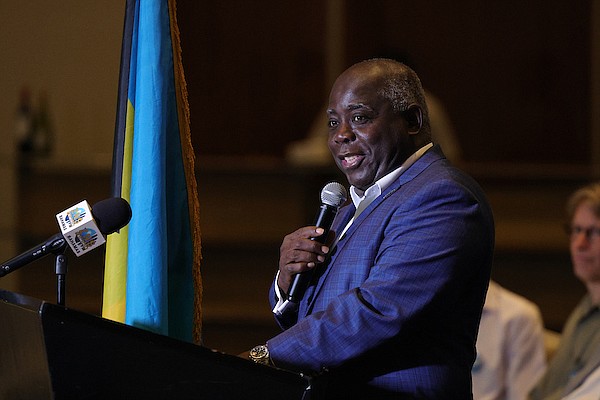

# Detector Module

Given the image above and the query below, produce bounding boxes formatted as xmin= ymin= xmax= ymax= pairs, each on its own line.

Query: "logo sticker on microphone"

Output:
xmin=64 ymin=207 xmax=86 ymax=227
xmin=56 ymin=200 xmax=106 ymax=256
xmin=57 ymin=201 xmax=93 ymax=232
xmin=75 ymin=228 xmax=99 ymax=250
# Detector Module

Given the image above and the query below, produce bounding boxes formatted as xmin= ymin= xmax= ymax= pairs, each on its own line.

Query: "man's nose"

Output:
xmin=333 ymin=122 xmax=355 ymax=144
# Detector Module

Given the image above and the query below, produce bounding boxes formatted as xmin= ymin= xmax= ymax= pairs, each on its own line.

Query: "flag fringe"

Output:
xmin=168 ymin=0 xmax=203 ymax=345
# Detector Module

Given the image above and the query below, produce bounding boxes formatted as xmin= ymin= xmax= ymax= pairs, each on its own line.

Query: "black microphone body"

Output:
xmin=0 ymin=197 xmax=131 ymax=278
xmin=286 ymin=182 xmax=347 ymax=304
xmin=0 ymin=233 xmax=66 ymax=277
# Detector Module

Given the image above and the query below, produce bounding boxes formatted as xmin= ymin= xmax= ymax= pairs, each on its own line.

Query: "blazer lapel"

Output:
xmin=302 ymin=183 xmax=400 ymax=317
xmin=300 ymin=204 xmax=354 ymax=317
xmin=302 ymin=145 xmax=445 ymax=317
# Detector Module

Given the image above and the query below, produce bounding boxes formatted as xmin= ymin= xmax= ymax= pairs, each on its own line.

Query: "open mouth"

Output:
xmin=341 ymin=154 xmax=365 ymax=169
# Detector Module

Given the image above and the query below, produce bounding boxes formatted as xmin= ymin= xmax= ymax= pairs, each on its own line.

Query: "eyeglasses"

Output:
xmin=565 ymin=225 xmax=600 ymax=241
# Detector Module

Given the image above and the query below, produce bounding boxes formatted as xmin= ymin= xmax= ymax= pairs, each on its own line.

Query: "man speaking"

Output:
xmin=246 ymin=59 xmax=495 ymax=399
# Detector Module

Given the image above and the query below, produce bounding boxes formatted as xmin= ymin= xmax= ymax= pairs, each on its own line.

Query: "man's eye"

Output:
xmin=352 ymin=115 xmax=368 ymax=123
xmin=328 ymin=120 xmax=338 ymax=128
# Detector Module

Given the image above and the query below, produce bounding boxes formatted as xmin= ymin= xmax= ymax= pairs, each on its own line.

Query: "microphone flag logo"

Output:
xmin=64 ymin=207 xmax=86 ymax=228
xmin=75 ymin=228 xmax=99 ymax=250
xmin=56 ymin=200 xmax=106 ymax=256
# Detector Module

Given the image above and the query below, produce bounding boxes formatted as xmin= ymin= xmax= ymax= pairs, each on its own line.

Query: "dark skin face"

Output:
xmin=327 ymin=63 xmax=422 ymax=191
xmin=271 ymin=61 xmax=426 ymax=302
xmin=239 ymin=61 xmax=428 ymax=359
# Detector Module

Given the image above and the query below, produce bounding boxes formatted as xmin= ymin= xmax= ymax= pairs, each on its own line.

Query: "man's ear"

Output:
xmin=403 ymin=105 xmax=423 ymax=134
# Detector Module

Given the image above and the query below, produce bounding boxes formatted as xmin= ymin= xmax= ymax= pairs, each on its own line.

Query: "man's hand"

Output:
xmin=277 ymin=226 xmax=330 ymax=292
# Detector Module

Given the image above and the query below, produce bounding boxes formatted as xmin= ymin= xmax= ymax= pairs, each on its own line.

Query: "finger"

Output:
xmin=282 ymin=231 xmax=329 ymax=255
xmin=281 ymin=260 xmax=319 ymax=275
xmin=280 ymin=245 xmax=328 ymax=269
xmin=287 ymin=226 xmax=325 ymax=241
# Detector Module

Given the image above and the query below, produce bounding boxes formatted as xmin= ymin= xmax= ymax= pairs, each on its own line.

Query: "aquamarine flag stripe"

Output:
xmin=124 ymin=0 xmax=194 ymax=341
xmin=165 ymin=113 xmax=194 ymax=339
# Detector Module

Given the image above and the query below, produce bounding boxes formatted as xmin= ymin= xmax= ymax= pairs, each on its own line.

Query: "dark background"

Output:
xmin=178 ymin=0 xmax=590 ymax=165
xmin=6 ymin=0 xmax=597 ymax=355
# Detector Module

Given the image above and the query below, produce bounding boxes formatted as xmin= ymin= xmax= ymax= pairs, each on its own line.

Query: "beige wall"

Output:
xmin=0 ymin=2 xmax=124 ymax=166
xmin=0 ymin=1 xmax=599 ymax=342
xmin=0 ymin=2 xmax=124 ymax=288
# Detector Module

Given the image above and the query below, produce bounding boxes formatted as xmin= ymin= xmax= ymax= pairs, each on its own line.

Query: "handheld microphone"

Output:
xmin=0 ymin=197 xmax=131 ymax=277
xmin=286 ymin=182 xmax=348 ymax=304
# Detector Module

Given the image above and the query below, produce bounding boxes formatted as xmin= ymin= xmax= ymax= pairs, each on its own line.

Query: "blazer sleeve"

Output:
xmin=269 ymin=279 xmax=299 ymax=330
xmin=267 ymin=177 xmax=494 ymax=373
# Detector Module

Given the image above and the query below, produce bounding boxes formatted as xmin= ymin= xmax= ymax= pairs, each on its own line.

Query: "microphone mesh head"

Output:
xmin=321 ymin=182 xmax=348 ymax=208
xmin=91 ymin=197 xmax=132 ymax=234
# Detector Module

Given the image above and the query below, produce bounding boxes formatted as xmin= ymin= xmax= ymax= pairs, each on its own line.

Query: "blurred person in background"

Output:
xmin=529 ymin=182 xmax=600 ymax=400
xmin=473 ymin=280 xmax=547 ymax=400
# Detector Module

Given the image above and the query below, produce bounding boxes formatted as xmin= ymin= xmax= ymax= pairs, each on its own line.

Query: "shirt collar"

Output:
xmin=578 ymin=294 xmax=600 ymax=322
xmin=350 ymin=142 xmax=433 ymax=208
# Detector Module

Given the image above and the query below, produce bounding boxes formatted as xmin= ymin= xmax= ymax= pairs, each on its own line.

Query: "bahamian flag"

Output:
xmin=103 ymin=0 xmax=202 ymax=344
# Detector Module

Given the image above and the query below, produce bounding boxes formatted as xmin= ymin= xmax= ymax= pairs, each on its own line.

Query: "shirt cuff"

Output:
xmin=272 ymin=270 xmax=286 ymax=313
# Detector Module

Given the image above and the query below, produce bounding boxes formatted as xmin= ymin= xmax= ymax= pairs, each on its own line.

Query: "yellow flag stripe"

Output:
xmin=102 ymin=100 xmax=135 ymax=322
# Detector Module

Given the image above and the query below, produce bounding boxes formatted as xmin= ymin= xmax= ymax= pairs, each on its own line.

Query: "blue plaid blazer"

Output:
xmin=268 ymin=146 xmax=495 ymax=399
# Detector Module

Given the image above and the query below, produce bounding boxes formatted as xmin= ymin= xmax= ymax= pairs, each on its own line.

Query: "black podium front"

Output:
xmin=0 ymin=290 xmax=313 ymax=399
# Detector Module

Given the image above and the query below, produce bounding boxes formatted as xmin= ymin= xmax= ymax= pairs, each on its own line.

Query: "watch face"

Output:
xmin=250 ymin=345 xmax=268 ymax=358
xmin=250 ymin=345 xmax=269 ymax=363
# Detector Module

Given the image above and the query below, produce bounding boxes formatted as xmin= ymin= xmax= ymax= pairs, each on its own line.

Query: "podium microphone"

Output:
xmin=274 ymin=182 xmax=347 ymax=315
xmin=0 ymin=197 xmax=131 ymax=277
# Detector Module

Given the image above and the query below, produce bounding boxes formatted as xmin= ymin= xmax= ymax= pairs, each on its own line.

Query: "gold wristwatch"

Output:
xmin=249 ymin=344 xmax=271 ymax=365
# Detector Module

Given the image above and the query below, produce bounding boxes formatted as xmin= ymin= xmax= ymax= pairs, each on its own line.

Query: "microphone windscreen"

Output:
xmin=321 ymin=182 xmax=348 ymax=207
xmin=91 ymin=197 xmax=132 ymax=234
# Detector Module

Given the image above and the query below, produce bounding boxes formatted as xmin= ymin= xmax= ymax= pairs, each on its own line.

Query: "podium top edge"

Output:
xmin=0 ymin=289 xmax=45 ymax=312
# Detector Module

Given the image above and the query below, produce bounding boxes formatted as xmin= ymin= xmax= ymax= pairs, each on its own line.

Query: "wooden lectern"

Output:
xmin=0 ymin=290 xmax=313 ymax=399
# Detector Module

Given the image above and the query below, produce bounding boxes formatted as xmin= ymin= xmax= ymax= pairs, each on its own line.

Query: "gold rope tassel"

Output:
xmin=168 ymin=0 xmax=203 ymax=345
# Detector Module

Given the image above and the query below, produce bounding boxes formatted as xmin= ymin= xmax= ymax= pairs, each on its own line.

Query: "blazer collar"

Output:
xmin=303 ymin=145 xmax=445 ymax=316
xmin=337 ymin=144 xmax=445 ymax=244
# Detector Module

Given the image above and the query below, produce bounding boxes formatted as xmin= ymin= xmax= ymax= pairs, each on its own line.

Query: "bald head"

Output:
xmin=336 ymin=59 xmax=431 ymax=141
xmin=327 ymin=58 xmax=433 ymax=189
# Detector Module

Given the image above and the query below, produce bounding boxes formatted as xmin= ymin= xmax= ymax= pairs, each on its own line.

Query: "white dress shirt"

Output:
xmin=472 ymin=281 xmax=547 ymax=400
xmin=273 ymin=143 xmax=433 ymax=315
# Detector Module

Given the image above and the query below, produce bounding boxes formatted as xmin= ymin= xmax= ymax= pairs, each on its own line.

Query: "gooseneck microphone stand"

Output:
xmin=54 ymin=251 xmax=68 ymax=306
xmin=0 ymin=234 xmax=69 ymax=307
